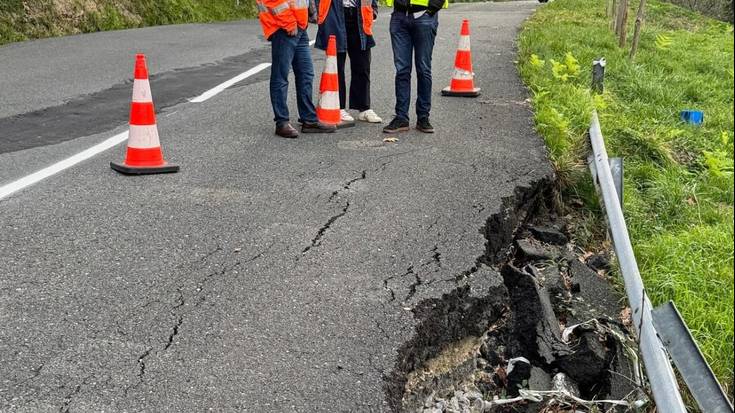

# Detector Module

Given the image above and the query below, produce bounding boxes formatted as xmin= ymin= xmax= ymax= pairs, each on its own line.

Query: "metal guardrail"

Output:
xmin=588 ymin=110 xmax=688 ymax=413
xmin=653 ymin=301 xmax=735 ymax=413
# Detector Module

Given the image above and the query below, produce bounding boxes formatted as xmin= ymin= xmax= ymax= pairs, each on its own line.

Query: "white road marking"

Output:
xmin=0 ymin=132 xmax=129 ymax=201
xmin=2 ymin=39 xmax=320 ymax=201
xmin=189 ymin=39 xmax=316 ymax=103
xmin=189 ymin=63 xmax=272 ymax=103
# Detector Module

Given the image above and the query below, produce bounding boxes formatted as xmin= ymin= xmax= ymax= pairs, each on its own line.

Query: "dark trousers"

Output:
xmin=270 ymin=29 xmax=318 ymax=126
xmin=390 ymin=11 xmax=438 ymax=121
xmin=338 ymin=7 xmax=372 ymax=111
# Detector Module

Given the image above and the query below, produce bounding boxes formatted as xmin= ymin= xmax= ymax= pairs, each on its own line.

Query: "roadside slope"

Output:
xmin=0 ymin=0 xmax=255 ymax=46
xmin=518 ymin=0 xmax=734 ymax=396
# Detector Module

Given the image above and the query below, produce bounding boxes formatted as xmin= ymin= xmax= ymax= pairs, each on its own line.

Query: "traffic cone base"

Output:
xmin=442 ymin=86 xmax=481 ymax=97
xmin=112 ymin=53 xmax=178 ymax=175
xmin=297 ymin=119 xmax=355 ymax=128
xmin=337 ymin=120 xmax=356 ymax=129
xmin=111 ymin=161 xmax=179 ymax=175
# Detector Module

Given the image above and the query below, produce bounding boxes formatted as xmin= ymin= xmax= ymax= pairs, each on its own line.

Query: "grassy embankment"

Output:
xmin=0 ymin=0 xmax=256 ymax=46
xmin=518 ymin=0 xmax=734 ymax=398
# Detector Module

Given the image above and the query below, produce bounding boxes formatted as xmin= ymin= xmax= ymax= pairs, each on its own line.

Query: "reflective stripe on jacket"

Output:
xmin=256 ymin=0 xmax=310 ymax=40
xmin=385 ymin=0 xmax=448 ymax=9
xmin=315 ymin=0 xmax=377 ymax=52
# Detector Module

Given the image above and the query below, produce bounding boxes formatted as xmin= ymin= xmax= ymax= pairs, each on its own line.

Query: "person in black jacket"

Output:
xmin=383 ymin=0 xmax=448 ymax=134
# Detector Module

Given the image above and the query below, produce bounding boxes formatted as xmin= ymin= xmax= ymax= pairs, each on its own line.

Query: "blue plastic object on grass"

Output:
xmin=680 ymin=110 xmax=704 ymax=125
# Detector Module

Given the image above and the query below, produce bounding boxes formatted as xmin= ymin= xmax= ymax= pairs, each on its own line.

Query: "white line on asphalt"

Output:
xmin=0 ymin=132 xmax=129 ymax=201
xmin=189 ymin=63 xmax=272 ymax=103
xmin=189 ymin=39 xmax=317 ymax=103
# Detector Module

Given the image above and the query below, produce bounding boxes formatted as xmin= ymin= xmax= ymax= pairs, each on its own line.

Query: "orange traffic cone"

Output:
xmin=111 ymin=54 xmax=179 ymax=175
xmin=317 ymin=35 xmax=354 ymax=129
xmin=442 ymin=20 xmax=481 ymax=98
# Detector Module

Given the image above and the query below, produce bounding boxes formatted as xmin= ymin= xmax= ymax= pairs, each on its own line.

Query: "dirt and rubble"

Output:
xmin=387 ymin=186 xmax=650 ymax=413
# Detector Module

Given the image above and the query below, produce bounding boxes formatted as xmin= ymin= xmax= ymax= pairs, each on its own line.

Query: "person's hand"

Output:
xmin=287 ymin=27 xmax=298 ymax=36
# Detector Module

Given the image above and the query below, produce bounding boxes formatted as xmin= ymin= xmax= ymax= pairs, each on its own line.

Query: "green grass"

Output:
xmin=518 ymin=0 xmax=734 ymax=400
xmin=1 ymin=0 xmax=256 ymax=46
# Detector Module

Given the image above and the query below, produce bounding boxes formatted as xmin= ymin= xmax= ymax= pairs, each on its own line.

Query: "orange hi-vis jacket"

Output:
xmin=256 ymin=0 xmax=310 ymax=40
xmin=317 ymin=0 xmax=374 ymax=36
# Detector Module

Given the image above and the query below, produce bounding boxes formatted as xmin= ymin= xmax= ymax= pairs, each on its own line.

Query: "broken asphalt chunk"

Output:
xmin=585 ymin=253 xmax=611 ymax=272
xmin=529 ymin=366 xmax=552 ymax=391
xmin=515 ymin=238 xmax=561 ymax=261
xmin=557 ymin=327 xmax=609 ymax=391
xmin=567 ymin=260 xmax=620 ymax=323
xmin=501 ymin=264 xmax=570 ymax=366
xmin=529 ymin=225 xmax=568 ymax=245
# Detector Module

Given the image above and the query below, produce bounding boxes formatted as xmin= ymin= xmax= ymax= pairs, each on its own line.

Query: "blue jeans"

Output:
xmin=270 ymin=29 xmax=318 ymax=126
xmin=389 ymin=11 xmax=439 ymax=122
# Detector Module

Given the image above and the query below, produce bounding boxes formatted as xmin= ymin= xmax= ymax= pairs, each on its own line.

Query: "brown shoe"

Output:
xmin=275 ymin=123 xmax=299 ymax=139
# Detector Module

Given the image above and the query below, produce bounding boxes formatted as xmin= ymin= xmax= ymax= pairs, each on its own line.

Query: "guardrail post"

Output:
xmin=592 ymin=58 xmax=606 ymax=94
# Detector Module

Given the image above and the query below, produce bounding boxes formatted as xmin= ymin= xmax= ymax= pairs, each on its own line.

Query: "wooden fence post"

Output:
xmin=617 ymin=0 xmax=629 ymax=47
xmin=609 ymin=0 xmax=618 ymax=31
xmin=629 ymin=0 xmax=647 ymax=59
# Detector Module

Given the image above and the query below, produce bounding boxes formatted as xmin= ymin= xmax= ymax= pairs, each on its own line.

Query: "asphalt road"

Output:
xmin=0 ymin=3 xmax=552 ymax=412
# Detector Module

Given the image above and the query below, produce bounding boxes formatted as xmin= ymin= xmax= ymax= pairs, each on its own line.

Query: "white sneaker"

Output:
xmin=340 ymin=109 xmax=355 ymax=122
xmin=357 ymin=109 xmax=383 ymax=123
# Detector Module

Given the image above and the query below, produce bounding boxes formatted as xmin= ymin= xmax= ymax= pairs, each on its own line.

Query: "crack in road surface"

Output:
xmin=301 ymin=201 xmax=351 ymax=255
xmin=301 ymin=170 xmax=367 ymax=257
xmin=119 ymin=245 xmax=269 ymax=399
xmin=58 ymin=375 xmax=92 ymax=413
xmin=164 ymin=289 xmax=186 ymax=351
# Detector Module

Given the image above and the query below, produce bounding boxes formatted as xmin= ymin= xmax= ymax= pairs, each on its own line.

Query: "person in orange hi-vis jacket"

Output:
xmin=256 ymin=0 xmax=337 ymax=138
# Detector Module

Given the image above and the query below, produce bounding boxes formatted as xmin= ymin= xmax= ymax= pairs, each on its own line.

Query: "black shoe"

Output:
xmin=416 ymin=118 xmax=435 ymax=133
xmin=275 ymin=123 xmax=299 ymax=139
xmin=302 ymin=121 xmax=337 ymax=133
xmin=382 ymin=117 xmax=410 ymax=133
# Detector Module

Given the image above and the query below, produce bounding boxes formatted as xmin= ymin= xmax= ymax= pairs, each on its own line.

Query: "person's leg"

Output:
xmin=292 ymin=29 xmax=318 ymax=124
xmin=390 ymin=12 xmax=413 ymax=122
xmin=337 ymin=51 xmax=348 ymax=110
xmin=411 ymin=13 xmax=438 ymax=121
xmin=345 ymin=9 xmax=371 ymax=111
xmin=270 ymin=29 xmax=298 ymax=126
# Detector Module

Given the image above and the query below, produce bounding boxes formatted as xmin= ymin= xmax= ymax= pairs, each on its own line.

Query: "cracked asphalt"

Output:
xmin=0 ymin=2 xmax=552 ymax=411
